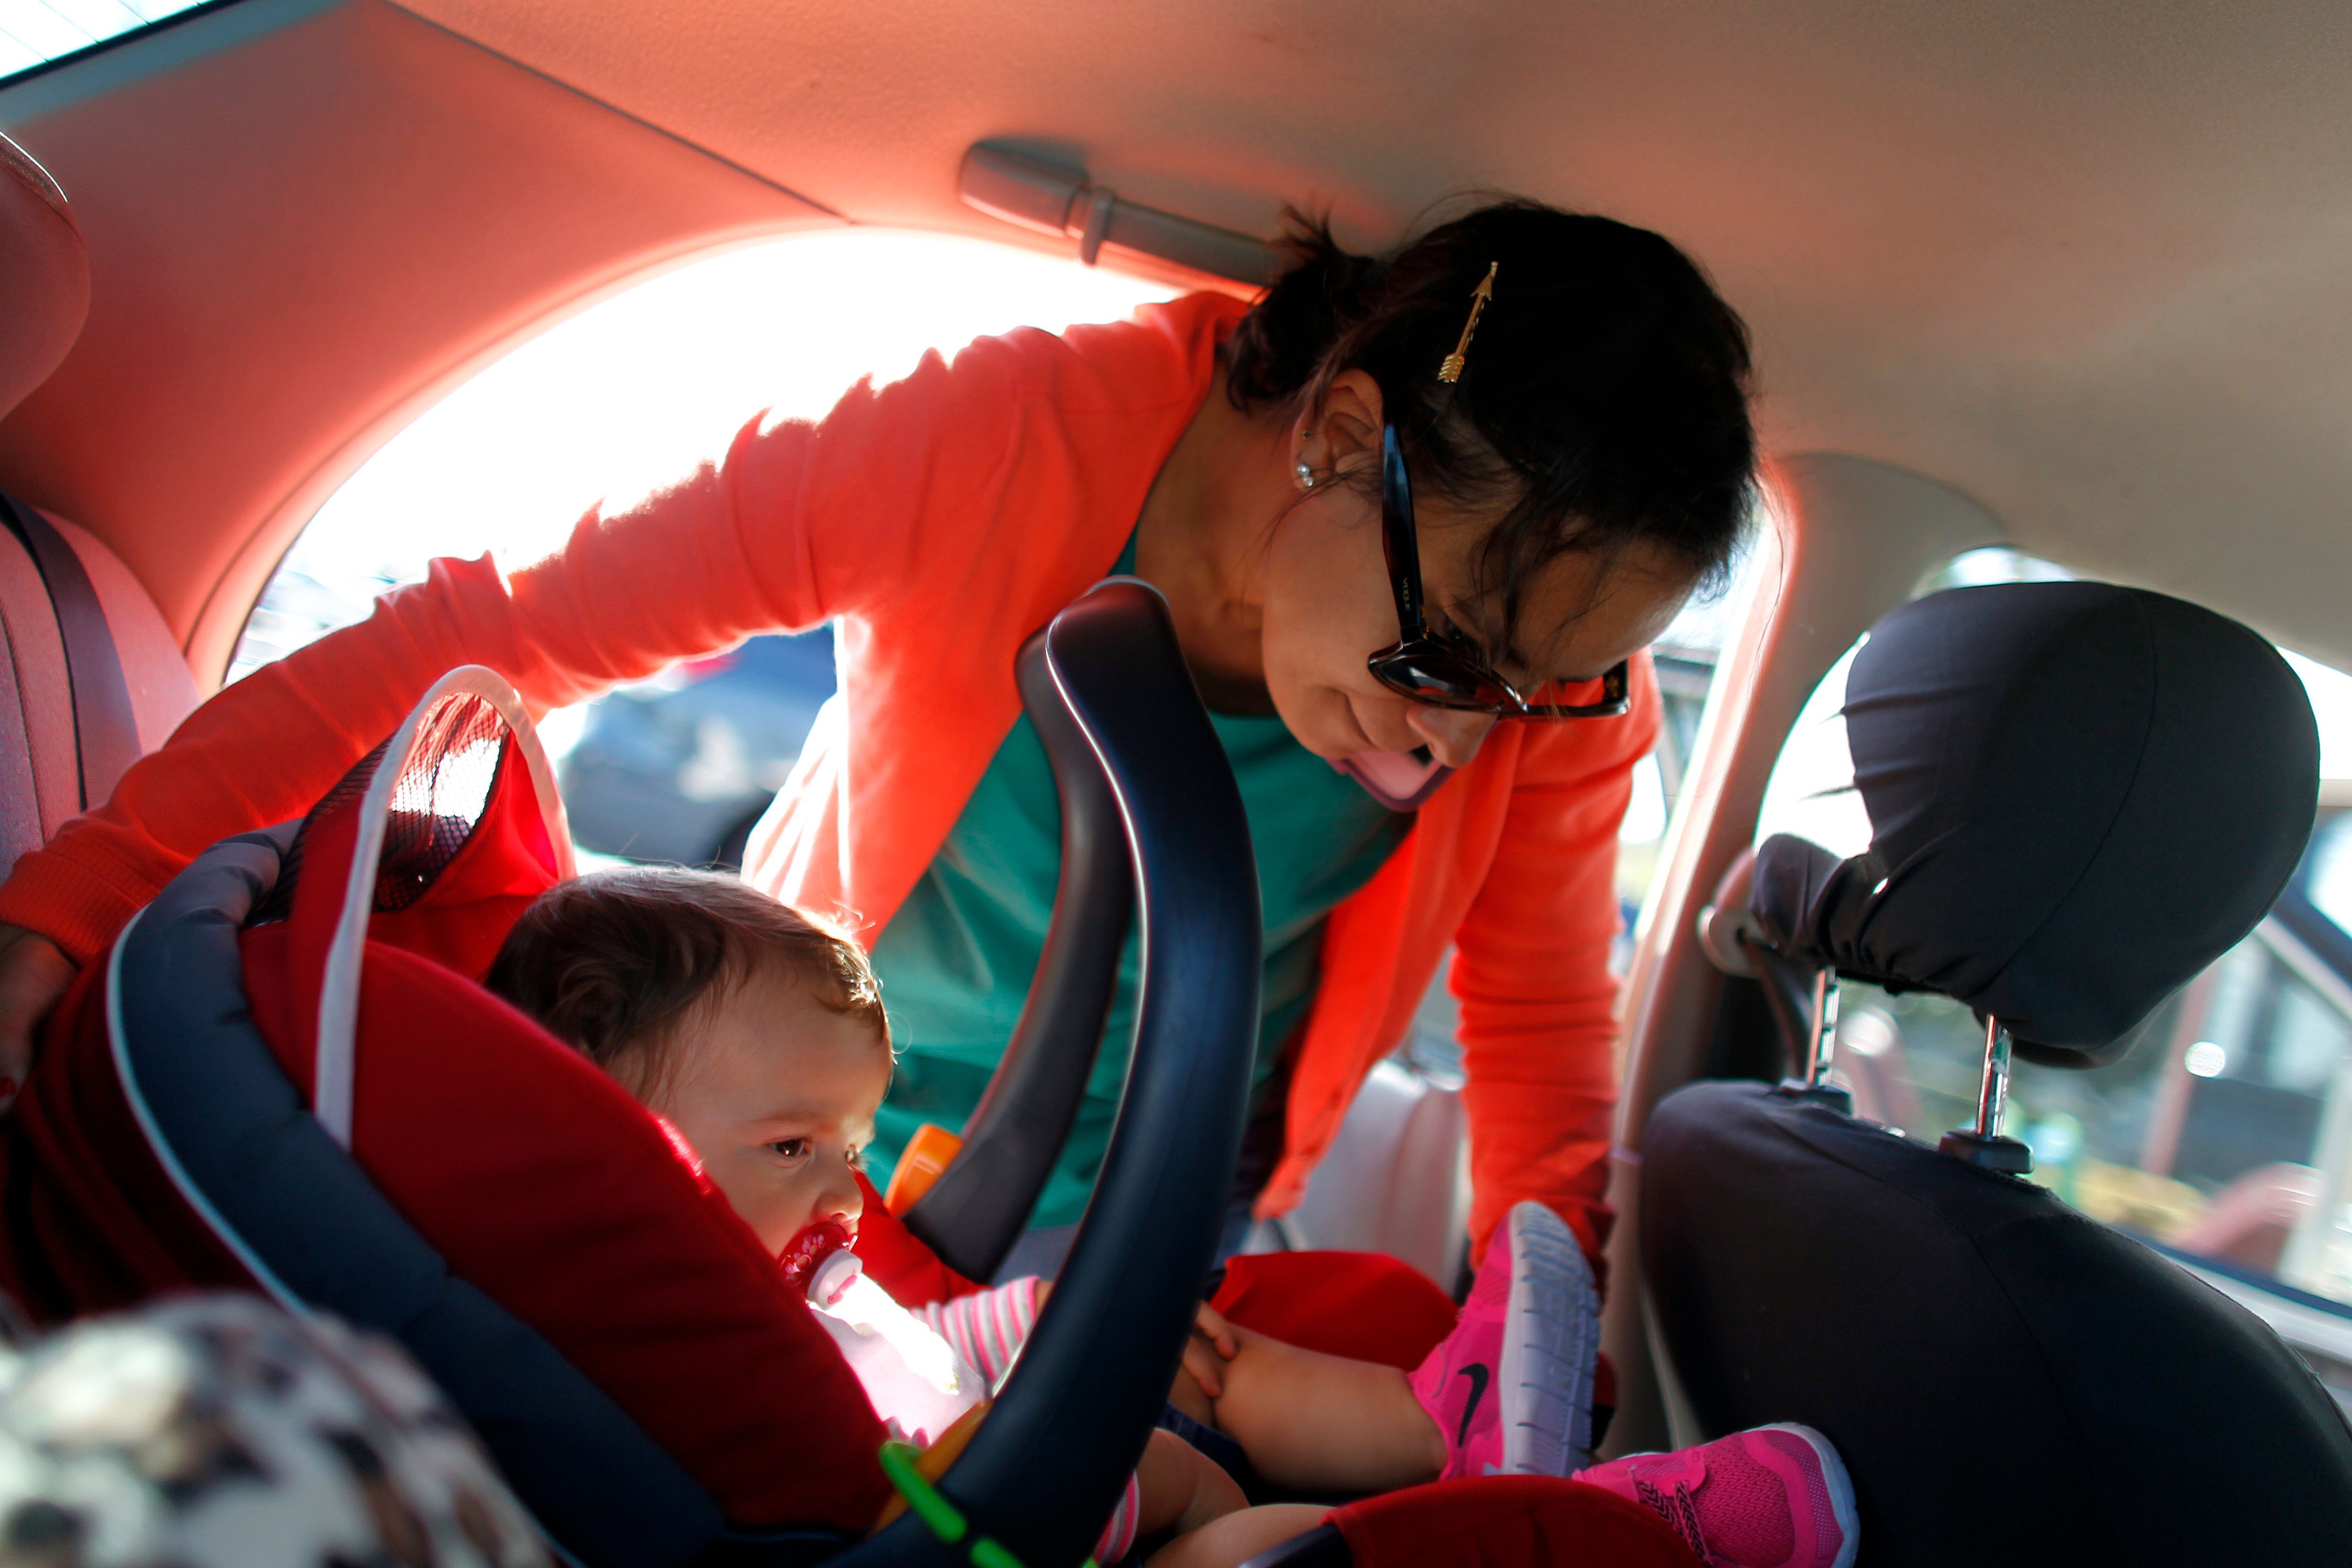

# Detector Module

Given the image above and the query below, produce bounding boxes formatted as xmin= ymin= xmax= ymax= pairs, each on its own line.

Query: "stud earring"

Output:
xmin=1295 ymin=460 xmax=1317 ymax=489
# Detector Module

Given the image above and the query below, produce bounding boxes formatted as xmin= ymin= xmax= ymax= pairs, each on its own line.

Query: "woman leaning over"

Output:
xmin=0 ymin=198 xmax=1757 ymax=1282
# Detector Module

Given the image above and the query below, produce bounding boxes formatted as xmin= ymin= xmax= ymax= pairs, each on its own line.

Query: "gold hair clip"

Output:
xmin=1437 ymin=261 xmax=1498 ymax=383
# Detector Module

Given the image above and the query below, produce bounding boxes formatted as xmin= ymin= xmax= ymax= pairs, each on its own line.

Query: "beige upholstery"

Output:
xmin=52 ymin=512 xmax=199 ymax=756
xmin=0 ymin=509 xmax=200 ymax=877
xmin=0 ymin=131 xmax=86 ymax=427
xmin=0 ymin=544 xmax=42 ymax=873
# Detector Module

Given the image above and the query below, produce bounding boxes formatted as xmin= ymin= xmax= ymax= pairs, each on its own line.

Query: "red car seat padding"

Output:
xmin=1331 ymin=1478 xmax=1703 ymax=1568
xmin=10 ymin=670 xmax=897 ymax=1565
xmin=244 ymin=672 xmax=894 ymax=1532
xmin=1207 ymin=1251 xmax=1458 ymax=1372
xmin=93 ymin=826 xmax=736 ymax=1568
xmin=296 ymin=666 xmax=576 ymax=1142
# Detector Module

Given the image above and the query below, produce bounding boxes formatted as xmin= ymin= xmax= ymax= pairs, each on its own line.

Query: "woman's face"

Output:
xmin=1255 ymin=382 xmax=1696 ymax=767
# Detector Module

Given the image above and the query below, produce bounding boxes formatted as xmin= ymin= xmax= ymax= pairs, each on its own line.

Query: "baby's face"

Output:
xmin=651 ymin=962 xmax=892 ymax=1257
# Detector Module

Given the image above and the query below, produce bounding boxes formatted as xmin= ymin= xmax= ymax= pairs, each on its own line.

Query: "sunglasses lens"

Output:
xmin=1372 ymin=647 xmax=1634 ymax=719
xmin=1372 ymin=647 xmax=1507 ymax=709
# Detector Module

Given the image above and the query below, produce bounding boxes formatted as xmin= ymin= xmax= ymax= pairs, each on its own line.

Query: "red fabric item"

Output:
xmin=1211 ymin=1252 xmax=1459 ymax=1371
xmin=1332 ymin=1477 xmax=1703 ymax=1568
xmin=4 ymin=725 xmax=898 ymax=1531
xmin=848 ymin=1171 xmax=986 ymax=1304
xmin=362 ymin=740 xmax=565 ymax=983
xmin=234 ymin=929 xmax=893 ymax=1529
xmin=229 ymin=729 xmax=893 ymax=1531
xmin=0 ymin=294 xmax=1658 ymax=1267
xmin=0 ymin=963 xmax=256 ymax=1322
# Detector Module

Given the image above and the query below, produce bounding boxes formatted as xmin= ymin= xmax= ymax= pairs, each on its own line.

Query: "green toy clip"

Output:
xmin=877 ymin=1441 xmax=1099 ymax=1568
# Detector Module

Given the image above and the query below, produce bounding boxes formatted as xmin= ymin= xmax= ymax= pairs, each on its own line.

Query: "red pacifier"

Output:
xmin=778 ymin=1220 xmax=855 ymax=1299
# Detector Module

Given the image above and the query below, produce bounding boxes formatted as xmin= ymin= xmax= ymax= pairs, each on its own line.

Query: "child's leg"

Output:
xmin=1172 ymin=1204 xmax=1602 ymax=1493
xmin=1173 ymin=1323 xmax=1445 ymax=1494
xmin=1133 ymin=1427 xmax=1248 ymax=1540
xmin=1146 ymin=1505 xmax=1331 ymax=1568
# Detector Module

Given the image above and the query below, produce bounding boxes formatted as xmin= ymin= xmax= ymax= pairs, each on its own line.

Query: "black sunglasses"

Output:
xmin=1365 ymin=425 xmax=1632 ymax=720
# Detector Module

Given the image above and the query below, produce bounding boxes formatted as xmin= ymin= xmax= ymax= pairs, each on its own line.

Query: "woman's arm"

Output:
xmin=0 ymin=340 xmax=1040 ymax=1101
xmin=1449 ymin=657 xmax=1662 ymax=1267
xmin=0 ymin=338 xmax=1031 ymax=967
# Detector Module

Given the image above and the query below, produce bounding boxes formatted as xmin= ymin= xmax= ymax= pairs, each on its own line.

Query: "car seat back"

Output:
xmin=0 ymin=128 xmax=199 ymax=869
xmin=1642 ymin=583 xmax=2352 ymax=1566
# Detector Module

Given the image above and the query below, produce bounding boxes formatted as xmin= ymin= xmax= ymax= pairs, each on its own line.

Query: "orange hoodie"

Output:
xmin=0 ymin=293 xmax=1655 ymax=1260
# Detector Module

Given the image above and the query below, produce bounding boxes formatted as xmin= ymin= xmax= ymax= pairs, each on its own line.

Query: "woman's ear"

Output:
xmin=1312 ymin=370 xmax=1386 ymax=476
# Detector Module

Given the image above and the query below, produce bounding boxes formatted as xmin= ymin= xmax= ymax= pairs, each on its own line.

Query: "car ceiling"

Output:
xmin=5 ymin=0 xmax=2352 ymax=677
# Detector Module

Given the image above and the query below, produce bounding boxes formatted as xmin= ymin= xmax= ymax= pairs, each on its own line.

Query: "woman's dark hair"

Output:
xmin=1226 ymin=200 xmax=1756 ymax=656
xmin=485 ymin=866 xmax=888 ymax=1102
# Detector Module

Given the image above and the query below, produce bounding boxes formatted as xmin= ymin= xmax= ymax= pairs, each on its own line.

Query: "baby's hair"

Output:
xmin=484 ymin=866 xmax=888 ymax=1104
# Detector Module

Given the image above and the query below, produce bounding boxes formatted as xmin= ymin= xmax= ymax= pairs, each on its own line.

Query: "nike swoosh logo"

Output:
xmin=1455 ymin=1363 xmax=1490 ymax=1446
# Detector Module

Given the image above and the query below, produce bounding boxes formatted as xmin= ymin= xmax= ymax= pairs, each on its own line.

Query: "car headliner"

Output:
xmin=2 ymin=0 xmax=2350 ymax=682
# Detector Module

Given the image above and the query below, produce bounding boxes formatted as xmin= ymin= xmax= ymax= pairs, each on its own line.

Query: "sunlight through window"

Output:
xmin=231 ymin=231 xmax=1177 ymax=681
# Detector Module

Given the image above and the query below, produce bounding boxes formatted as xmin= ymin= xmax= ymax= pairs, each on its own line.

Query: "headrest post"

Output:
xmin=1973 ymin=1016 xmax=2012 ymax=1139
xmin=1936 ymin=1017 xmax=2034 ymax=1175
xmin=1772 ymin=965 xmax=1853 ymax=1113
xmin=1805 ymin=968 xmax=1839 ymax=1090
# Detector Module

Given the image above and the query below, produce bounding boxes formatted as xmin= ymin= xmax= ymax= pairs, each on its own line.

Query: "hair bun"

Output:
xmin=1224 ymin=209 xmax=1381 ymax=408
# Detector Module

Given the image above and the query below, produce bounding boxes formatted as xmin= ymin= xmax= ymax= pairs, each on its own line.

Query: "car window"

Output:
xmin=1611 ymin=534 xmax=1770 ymax=971
xmin=0 ymin=0 xmax=214 ymax=82
xmin=1766 ymin=546 xmax=2352 ymax=1406
xmin=230 ymin=231 xmax=1176 ymax=868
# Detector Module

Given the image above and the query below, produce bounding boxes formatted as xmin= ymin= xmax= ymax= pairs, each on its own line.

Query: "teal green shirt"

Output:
xmin=866 ymin=553 xmax=1408 ymax=1227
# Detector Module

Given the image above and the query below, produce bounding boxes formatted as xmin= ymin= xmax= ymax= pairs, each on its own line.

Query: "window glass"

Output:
xmin=232 ymin=231 xmax=1176 ymax=866
xmin=2303 ymin=816 xmax=2352 ymax=942
xmin=0 ymin=0 xmax=212 ymax=82
xmin=1753 ymin=640 xmax=1869 ymax=862
xmin=1613 ymin=532 xmax=1769 ymax=960
xmin=1772 ymin=548 xmax=2352 ymax=1348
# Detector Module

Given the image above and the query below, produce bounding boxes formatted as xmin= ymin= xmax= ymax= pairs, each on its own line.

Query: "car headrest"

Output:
xmin=1750 ymin=581 xmax=2318 ymax=1065
xmin=0 ymin=130 xmax=87 ymax=423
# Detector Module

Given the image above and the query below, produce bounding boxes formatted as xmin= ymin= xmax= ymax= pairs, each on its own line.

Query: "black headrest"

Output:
xmin=1751 ymin=582 xmax=2318 ymax=1065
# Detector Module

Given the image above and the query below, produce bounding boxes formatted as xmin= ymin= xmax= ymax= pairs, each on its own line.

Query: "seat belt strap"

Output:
xmin=0 ymin=493 xmax=141 ymax=809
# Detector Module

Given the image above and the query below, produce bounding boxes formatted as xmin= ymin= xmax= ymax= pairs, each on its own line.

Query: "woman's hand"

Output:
xmin=1179 ymin=1300 xmax=1241 ymax=1400
xmin=0 ymin=924 xmax=74 ymax=1114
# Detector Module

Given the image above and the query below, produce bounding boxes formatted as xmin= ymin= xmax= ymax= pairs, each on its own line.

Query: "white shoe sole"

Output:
xmin=1496 ymin=1200 xmax=1601 ymax=1477
xmin=1754 ymin=1422 xmax=1861 ymax=1568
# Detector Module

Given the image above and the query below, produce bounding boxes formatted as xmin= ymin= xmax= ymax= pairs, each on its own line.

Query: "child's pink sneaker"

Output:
xmin=1407 ymin=1200 xmax=1599 ymax=1478
xmin=1573 ymin=1423 xmax=1859 ymax=1568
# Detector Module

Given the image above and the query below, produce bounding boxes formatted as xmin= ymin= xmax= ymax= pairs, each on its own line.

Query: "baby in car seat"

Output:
xmin=484 ymin=866 xmax=1857 ymax=1568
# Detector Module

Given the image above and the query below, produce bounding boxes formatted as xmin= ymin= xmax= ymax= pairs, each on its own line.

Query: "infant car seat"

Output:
xmin=1 ymin=580 xmax=1272 ymax=1568
xmin=1643 ymin=583 xmax=2352 ymax=1566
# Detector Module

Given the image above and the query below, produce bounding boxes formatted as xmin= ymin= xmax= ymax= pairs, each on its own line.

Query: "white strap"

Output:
xmin=314 ymin=666 xmax=574 ymax=1149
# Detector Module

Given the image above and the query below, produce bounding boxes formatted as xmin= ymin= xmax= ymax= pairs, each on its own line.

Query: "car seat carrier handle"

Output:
xmin=840 ymin=579 xmax=1261 ymax=1568
xmin=900 ymin=612 xmax=1136 ymax=1280
xmin=311 ymin=666 xmax=576 ymax=1148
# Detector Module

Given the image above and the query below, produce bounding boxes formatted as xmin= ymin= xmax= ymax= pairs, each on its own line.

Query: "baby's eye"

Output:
xmin=846 ymin=1146 xmax=868 ymax=1172
xmin=770 ymin=1138 xmax=813 ymax=1166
